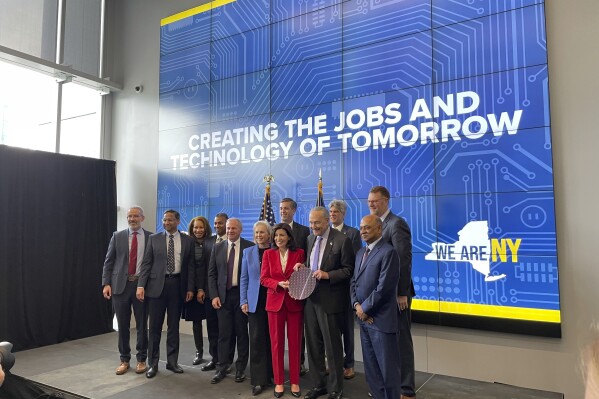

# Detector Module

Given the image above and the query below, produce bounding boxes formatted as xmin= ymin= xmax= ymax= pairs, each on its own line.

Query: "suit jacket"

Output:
xmin=102 ymin=228 xmax=152 ymax=295
xmin=338 ymin=224 xmax=362 ymax=255
xmin=305 ymin=228 xmax=355 ymax=314
xmin=138 ymin=231 xmax=195 ymax=298
xmin=208 ymin=237 xmax=254 ymax=304
xmin=351 ymin=240 xmax=400 ymax=333
xmin=240 ymin=245 xmax=269 ymax=313
xmin=382 ymin=211 xmax=415 ymax=297
xmin=290 ymin=221 xmax=310 ymax=253
xmin=194 ymin=236 xmax=215 ymax=293
xmin=260 ymin=248 xmax=305 ymax=313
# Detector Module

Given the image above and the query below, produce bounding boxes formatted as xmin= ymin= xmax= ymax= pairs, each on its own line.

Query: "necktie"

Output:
xmin=216 ymin=236 xmax=223 ymax=244
xmin=128 ymin=231 xmax=138 ymax=275
xmin=359 ymin=247 xmax=370 ymax=273
xmin=226 ymin=243 xmax=236 ymax=290
xmin=310 ymin=236 xmax=323 ymax=272
xmin=167 ymin=234 xmax=175 ymax=274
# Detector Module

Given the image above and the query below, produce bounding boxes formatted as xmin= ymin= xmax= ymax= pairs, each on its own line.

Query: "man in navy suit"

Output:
xmin=351 ymin=215 xmax=401 ymax=399
xmin=304 ymin=207 xmax=355 ymax=399
xmin=136 ymin=209 xmax=195 ymax=378
xmin=208 ymin=218 xmax=254 ymax=384
xmin=102 ymin=206 xmax=152 ymax=375
xmin=368 ymin=186 xmax=416 ymax=399
xmin=328 ymin=199 xmax=362 ymax=380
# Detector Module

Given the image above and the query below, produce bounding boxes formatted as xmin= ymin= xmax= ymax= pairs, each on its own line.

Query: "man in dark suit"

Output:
xmin=279 ymin=197 xmax=310 ymax=374
xmin=328 ymin=199 xmax=362 ymax=380
xmin=136 ymin=209 xmax=195 ymax=378
xmin=304 ymin=207 xmax=355 ymax=399
xmin=368 ymin=186 xmax=416 ymax=399
xmin=102 ymin=206 xmax=152 ymax=375
xmin=352 ymin=215 xmax=401 ymax=399
xmin=200 ymin=212 xmax=229 ymax=372
xmin=207 ymin=218 xmax=254 ymax=384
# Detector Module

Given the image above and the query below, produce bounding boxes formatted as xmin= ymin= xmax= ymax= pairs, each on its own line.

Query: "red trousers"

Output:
xmin=268 ymin=303 xmax=303 ymax=385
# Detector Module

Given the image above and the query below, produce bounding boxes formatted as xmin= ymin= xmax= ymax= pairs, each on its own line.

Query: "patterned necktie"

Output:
xmin=310 ymin=236 xmax=323 ymax=272
xmin=167 ymin=234 xmax=175 ymax=274
xmin=128 ymin=231 xmax=138 ymax=275
xmin=226 ymin=243 xmax=236 ymax=290
xmin=359 ymin=247 xmax=370 ymax=273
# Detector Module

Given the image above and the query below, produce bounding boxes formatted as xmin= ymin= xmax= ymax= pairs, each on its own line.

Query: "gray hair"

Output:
xmin=253 ymin=220 xmax=273 ymax=239
xmin=128 ymin=206 xmax=144 ymax=216
xmin=328 ymin=199 xmax=347 ymax=215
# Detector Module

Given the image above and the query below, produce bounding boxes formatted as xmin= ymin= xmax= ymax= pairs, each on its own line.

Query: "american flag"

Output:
xmin=259 ymin=181 xmax=276 ymax=225
xmin=316 ymin=168 xmax=324 ymax=207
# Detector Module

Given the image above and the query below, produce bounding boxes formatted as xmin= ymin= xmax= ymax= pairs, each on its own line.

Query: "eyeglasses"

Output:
xmin=367 ymin=198 xmax=387 ymax=204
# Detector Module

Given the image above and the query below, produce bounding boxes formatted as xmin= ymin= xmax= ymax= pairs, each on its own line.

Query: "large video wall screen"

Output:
xmin=158 ymin=0 xmax=560 ymax=337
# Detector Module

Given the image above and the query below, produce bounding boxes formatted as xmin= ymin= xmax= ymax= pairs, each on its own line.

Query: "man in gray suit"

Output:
xmin=136 ymin=209 xmax=195 ymax=378
xmin=102 ymin=206 xmax=152 ymax=375
xmin=328 ymin=199 xmax=362 ymax=380
xmin=368 ymin=186 xmax=416 ymax=399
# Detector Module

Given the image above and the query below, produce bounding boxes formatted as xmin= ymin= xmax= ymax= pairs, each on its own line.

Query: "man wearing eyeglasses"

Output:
xmin=367 ymin=186 xmax=416 ymax=399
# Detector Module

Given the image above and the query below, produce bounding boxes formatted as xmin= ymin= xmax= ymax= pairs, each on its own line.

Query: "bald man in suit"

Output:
xmin=102 ymin=206 xmax=152 ymax=375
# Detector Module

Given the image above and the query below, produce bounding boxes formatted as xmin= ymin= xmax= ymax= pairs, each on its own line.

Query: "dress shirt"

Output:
xmin=311 ymin=227 xmax=331 ymax=270
xmin=380 ymin=208 xmax=391 ymax=222
xmin=228 ymin=238 xmax=241 ymax=287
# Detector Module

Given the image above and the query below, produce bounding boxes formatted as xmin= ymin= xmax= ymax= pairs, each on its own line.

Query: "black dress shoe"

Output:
xmin=300 ymin=364 xmax=308 ymax=376
xmin=166 ymin=363 xmax=184 ymax=373
xmin=291 ymin=390 xmax=301 ymax=398
xmin=252 ymin=385 xmax=263 ymax=396
xmin=201 ymin=361 xmax=216 ymax=371
xmin=235 ymin=370 xmax=246 ymax=382
xmin=225 ymin=366 xmax=232 ymax=374
xmin=327 ymin=391 xmax=342 ymax=399
xmin=304 ymin=387 xmax=327 ymax=399
xmin=211 ymin=370 xmax=226 ymax=384
xmin=274 ymin=390 xmax=284 ymax=398
xmin=193 ymin=352 xmax=204 ymax=365
xmin=145 ymin=366 xmax=158 ymax=379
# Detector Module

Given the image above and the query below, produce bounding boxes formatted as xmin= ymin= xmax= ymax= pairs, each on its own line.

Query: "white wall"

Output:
xmin=107 ymin=1 xmax=599 ymax=397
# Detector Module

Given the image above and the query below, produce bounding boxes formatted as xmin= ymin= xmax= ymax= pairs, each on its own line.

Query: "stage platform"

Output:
xmin=10 ymin=332 xmax=562 ymax=399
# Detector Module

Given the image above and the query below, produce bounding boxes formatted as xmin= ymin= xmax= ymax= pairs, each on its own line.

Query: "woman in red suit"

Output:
xmin=260 ymin=223 xmax=305 ymax=398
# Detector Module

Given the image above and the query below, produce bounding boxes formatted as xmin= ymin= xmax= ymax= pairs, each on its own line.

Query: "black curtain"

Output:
xmin=0 ymin=145 xmax=116 ymax=351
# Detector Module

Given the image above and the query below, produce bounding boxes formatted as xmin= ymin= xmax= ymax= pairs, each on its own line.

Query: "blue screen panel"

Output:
xmin=160 ymin=43 xmax=210 ymax=93
xmin=271 ymin=52 xmax=342 ymax=112
xmin=343 ymin=0 xmax=430 ymax=50
xmin=211 ymin=26 xmax=270 ymax=81
xmin=432 ymin=0 xmax=543 ymax=28
xmin=210 ymin=71 xmax=270 ymax=122
xmin=160 ymin=12 xmax=211 ymax=56
xmin=159 ymin=83 xmax=210 ymax=131
xmin=433 ymin=4 xmax=548 ymax=82
xmin=211 ymin=0 xmax=270 ymax=40
xmin=271 ymin=0 xmax=344 ymax=23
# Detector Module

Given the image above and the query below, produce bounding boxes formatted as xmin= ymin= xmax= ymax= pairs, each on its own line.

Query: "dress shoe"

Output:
xmin=304 ymin=387 xmax=327 ymax=399
xmin=115 ymin=361 xmax=129 ymax=375
xmin=226 ymin=366 xmax=232 ymax=374
xmin=274 ymin=390 xmax=284 ymax=398
xmin=135 ymin=361 xmax=147 ymax=374
xmin=201 ymin=361 xmax=216 ymax=371
xmin=211 ymin=370 xmax=226 ymax=384
xmin=343 ymin=368 xmax=355 ymax=380
xmin=235 ymin=370 xmax=246 ymax=382
xmin=166 ymin=363 xmax=184 ymax=373
xmin=193 ymin=352 xmax=204 ymax=365
xmin=251 ymin=385 xmax=263 ymax=396
xmin=291 ymin=389 xmax=301 ymax=398
xmin=146 ymin=366 xmax=158 ymax=378
xmin=327 ymin=391 xmax=342 ymax=399
xmin=300 ymin=364 xmax=308 ymax=376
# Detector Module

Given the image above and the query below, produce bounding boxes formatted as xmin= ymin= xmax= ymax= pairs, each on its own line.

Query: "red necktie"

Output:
xmin=128 ymin=231 xmax=138 ymax=275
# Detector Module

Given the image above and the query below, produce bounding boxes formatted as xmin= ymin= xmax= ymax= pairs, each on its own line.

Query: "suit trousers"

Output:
xmin=216 ymin=286 xmax=249 ymax=372
xmin=268 ymin=303 xmax=303 ymax=386
xmin=360 ymin=325 xmax=401 ymax=399
xmin=248 ymin=287 xmax=273 ymax=386
xmin=113 ymin=280 xmax=148 ymax=362
xmin=304 ymin=298 xmax=345 ymax=393
xmin=340 ymin=303 xmax=355 ymax=368
xmin=398 ymin=297 xmax=415 ymax=397
xmin=147 ymin=277 xmax=182 ymax=367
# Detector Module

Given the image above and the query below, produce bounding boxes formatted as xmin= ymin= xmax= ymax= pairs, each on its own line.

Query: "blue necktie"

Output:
xmin=310 ymin=236 xmax=322 ymax=272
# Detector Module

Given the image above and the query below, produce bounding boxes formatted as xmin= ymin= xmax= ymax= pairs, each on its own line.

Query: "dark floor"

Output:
xmin=10 ymin=332 xmax=562 ymax=399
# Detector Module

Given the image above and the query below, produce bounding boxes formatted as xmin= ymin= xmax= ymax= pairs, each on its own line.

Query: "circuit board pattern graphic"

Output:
xmin=158 ymin=0 xmax=559 ymax=331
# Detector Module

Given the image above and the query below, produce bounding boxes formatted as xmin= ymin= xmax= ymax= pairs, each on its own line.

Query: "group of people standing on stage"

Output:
xmin=101 ymin=186 xmax=416 ymax=399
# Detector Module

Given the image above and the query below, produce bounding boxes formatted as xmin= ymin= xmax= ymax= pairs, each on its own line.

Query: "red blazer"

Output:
xmin=260 ymin=248 xmax=305 ymax=312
